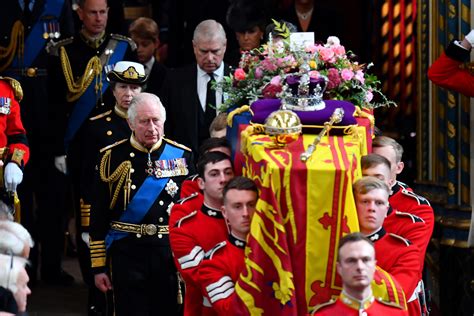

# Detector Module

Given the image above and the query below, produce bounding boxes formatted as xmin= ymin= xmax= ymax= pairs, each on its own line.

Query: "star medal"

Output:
xmin=165 ymin=179 xmax=179 ymax=197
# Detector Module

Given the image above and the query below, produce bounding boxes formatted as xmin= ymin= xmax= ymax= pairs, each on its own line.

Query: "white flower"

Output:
xmin=326 ymin=36 xmax=341 ymax=47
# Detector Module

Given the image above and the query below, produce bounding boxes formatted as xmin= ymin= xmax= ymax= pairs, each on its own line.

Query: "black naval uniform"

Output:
xmin=90 ymin=135 xmax=195 ymax=316
xmin=47 ymin=30 xmax=136 ymax=313
xmin=0 ymin=0 xmax=74 ymax=284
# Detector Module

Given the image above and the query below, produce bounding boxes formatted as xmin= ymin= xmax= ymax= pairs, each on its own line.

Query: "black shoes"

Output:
xmin=42 ymin=269 xmax=75 ymax=286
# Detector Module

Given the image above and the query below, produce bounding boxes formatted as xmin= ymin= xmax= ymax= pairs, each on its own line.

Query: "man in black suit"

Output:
xmin=161 ymin=19 xmax=229 ymax=157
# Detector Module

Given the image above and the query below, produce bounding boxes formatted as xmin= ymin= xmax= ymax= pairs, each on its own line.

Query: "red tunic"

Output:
xmin=370 ymin=228 xmax=422 ymax=316
xmin=312 ymin=292 xmax=408 ymax=315
xmin=199 ymin=235 xmax=246 ymax=316
xmin=169 ymin=202 xmax=228 ymax=316
xmin=169 ymin=191 xmax=203 ymax=229
xmin=388 ymin=181 xmax=434 ymax=266
xmin=0 ymin=78 xmax=29 ymax=165
xmin=428 ymin=52 xmax=474 ymax=97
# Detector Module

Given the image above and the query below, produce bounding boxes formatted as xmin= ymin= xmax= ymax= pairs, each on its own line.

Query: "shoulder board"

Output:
xmin=99 ymin=138 xmax=128 ymax=153
xmin=46 ymin=36 xmax=74 ymax=56
xmin=401 ymin=189 xmax=431 ymax=206
xmin=176 ymin=192 xmax=199 ymax=205
xmin=394 ymin=211 xmax=425 ymax=223
xmin=0 ymin=77 xmax=23 ymax=102
xmin=310 ymin=299 xmax=336 ymax=314
xmin=204 ymin=241 xmax=227 ymax=260
xmin=163 ymin=138 xmax=192 ymax=152
xmin=89 ymin=110 xmax=113 ymax=121
xmin=176 ymin=210 xmax=198 ymax=228
xmin=389 ymin=233 xmax=412 ymax=246
xmin=110 ymin=34 xmax=137 ymax=50
xmin=375 ymin=297 xmax=404 ymax=309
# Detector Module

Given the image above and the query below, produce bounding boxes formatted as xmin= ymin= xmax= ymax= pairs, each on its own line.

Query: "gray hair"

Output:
xmin=0 ymin=221 xmax=34 ymax=256
xmin=0 ymin=200 xmax=13 ymax=221
xmin=193 ymin=19 xmax=227 ymax=44
xmin=0 ymin=253 xmax=28 ymax=294
xmin=127 ymin=92 xmax=166 ymax=125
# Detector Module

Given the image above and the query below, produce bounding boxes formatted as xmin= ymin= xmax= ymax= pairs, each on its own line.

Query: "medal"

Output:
xmin=165 ymin=179 xmax=179 ymax=198
xmin=42 ymin=22 xmax=49 ymax=39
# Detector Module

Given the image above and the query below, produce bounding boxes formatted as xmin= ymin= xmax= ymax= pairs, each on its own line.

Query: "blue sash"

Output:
xmin=11 ymin=0 xmax=64 ymax=73
xmin=63 ymin=39 xmax=128 ymax=151
xmin=105 ymin=144 xmax=184 ymax=249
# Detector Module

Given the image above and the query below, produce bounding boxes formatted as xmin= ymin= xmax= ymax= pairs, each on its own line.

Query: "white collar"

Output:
xmin=197 ymin=63 xmax=224 ymax=80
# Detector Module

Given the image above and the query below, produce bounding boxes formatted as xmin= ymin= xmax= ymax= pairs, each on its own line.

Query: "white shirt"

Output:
xmin=197 ymin=63 xmax=224 ymax=113
xmin=144 ymin=56 xmax=155 ymax=76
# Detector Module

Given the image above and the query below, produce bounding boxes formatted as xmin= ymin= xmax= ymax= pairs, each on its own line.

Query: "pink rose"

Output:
xmin=319 ymin=47 xmax=335 ymax=63
xmin=332 ymin=45 xmax=346 ymax=56
xmin=354 ymin=70 xmax=365 ymax=84
xmin=254 ymin=67 xmax=263 ymax=79
xmin=261 ymin=58 xmax=278 ymax=72
xmin=340 ymin=68 xmax=354 ymax=81
xmin=270 ymin=75 xmax=281 ymax=86
xmin=305 ymin=44 xmax=317 ymax=53
xmin=234 ymin=68 xmax=246 ymax=81
xmin=326 ymin=68 xmax=341 ymax=90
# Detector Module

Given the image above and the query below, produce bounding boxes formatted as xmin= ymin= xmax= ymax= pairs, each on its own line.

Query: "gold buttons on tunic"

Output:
xmin=131 ymin=185 xmax=136 ymax=190
xmin=158 ymin=217 xmax=164 ymax=223
xmin=159 ymin=200 xmax=164 ymax=206
xmin=130 ymin=168 xmax=135 ymax=173
xmin=106 ymin=117 xmax=111 ymax=121
xmin=130 ymin=152 xmax=135 ymax=157
xmin=106 ymin=131 xmax=112 ymax=136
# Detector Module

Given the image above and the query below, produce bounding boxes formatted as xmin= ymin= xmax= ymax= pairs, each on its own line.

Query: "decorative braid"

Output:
xmin=59 ymin=46 xmax=102 ymax=102
xmin=99 ymin=150 xmax=132 ymax=210
xmin=0 ymin=20 xmax=24 ymax=72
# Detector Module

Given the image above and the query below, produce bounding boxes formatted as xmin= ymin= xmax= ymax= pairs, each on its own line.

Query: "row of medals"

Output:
xmin=146 ymin=158 xmax=189 ymax=178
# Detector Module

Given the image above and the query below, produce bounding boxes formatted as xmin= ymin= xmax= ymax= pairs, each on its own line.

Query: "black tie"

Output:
xmin=205 ymin=73 xmax=216 ymax=126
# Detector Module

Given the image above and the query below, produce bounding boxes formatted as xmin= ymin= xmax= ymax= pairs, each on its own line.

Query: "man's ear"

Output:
xmin=127 ymin=119 xmax=134 ymax=131
xmin=197 ymin=177 xmax=205 ymax=191
xmin=336 ymin=261 xmax=341 ymax=276
xmin=395 ymin=161 xmax=404 ymax=175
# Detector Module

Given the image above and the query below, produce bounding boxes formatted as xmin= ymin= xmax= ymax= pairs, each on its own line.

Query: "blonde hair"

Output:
xmin=372 ymin=136 xmax=404 ymax=162
xmin=353 ymin=176 xmax=390 ymax=196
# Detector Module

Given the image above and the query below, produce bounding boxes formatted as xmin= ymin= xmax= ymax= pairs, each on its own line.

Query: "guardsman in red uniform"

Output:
xmin=311 ymin=233 xmax=407 ymax=315
xmin=0 ymin=77 xmax=29 ymax=199
xmin=353 ymin=176 xmax=422 ymax=316
xmin=361 ymin=154 xmax=431 ymax=268
xmin=199 ymin=176 xmax=259 ymax=315
xmin=169 ymin=151 xmax=234 ymax=316
xmin=428 ymin=29 xmax=474 ymax=98
xmin=371 ymin=137 xmax=434 ymax=261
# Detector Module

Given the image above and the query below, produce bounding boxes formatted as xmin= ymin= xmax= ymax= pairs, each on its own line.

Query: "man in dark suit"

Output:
xmin=161 ymin=19 xmax=229 ymax=157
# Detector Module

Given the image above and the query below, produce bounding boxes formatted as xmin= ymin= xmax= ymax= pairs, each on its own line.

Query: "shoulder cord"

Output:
xmin=59 ymin=46 xmax=102 ymax=102
xmin=99 ymin=150 xmax=132 ymax=210
xmin=0 ymin=20 xmax=24 ymax=72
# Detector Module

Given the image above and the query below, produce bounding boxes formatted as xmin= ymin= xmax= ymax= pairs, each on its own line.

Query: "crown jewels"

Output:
xmin=280 ymin=73 xmax=327 ymax=111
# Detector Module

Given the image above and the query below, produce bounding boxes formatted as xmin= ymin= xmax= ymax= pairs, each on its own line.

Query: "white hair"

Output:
xmin=0 ymin=221 xmax=34 ymax=255
xmin=127 ymin=92 xmax=166 ymax=126
xmin=0 ymin=254 xmax=28 ymax=294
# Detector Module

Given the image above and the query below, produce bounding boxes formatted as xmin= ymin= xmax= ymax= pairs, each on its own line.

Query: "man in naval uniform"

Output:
xmin=90 ymin=93 xmax=195 ymax=316
xmin=47 ymin=0 xmax=136 ymax=292
xmin=0 ymin=0 xmax=74 ymax=285
xmin=312 ymin=233 xmax=408 ymax=315
xmin=80 ymin=61 xmax=147 ymax=315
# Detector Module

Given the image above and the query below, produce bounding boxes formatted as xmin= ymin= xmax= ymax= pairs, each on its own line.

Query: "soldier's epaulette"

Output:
xmin=400 ymin=189 xmax=431 ymax=206
xmin=396 ymin=181 xmax=410 ymax=189
xmin=176 ymin=210 xmax=198 ymax=228
xmin=176 ymin=192 xmax=199 ymax=205
xmin=375 ymin=297 xmax=404 ymax=309
xmin=46 ymin=36 xmax=74 ymax=56
xmin=310 ymin=299 xmax=336 ymax=314
xmin=163 ymin=138 xmax=192 ymax=152
xmin=0 ymin=76 xmax=23 ymax=102
xmin=204 ymin=241 xmax=226 ymax=260
xmin=110 ymin=33 xmax=137 ymax=50
xmin=89 ymin=110 xmax=112 ymax=121
xmin=99 ymin=138 xmax=128 ymax=153
xmin=389 ymin=233 xmax=412 ymax=246
xmin=394 ymin=211 xmax=425 ymax=223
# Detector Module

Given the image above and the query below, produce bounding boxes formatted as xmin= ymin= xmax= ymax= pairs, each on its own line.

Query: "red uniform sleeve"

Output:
xmin=199 ymin=252 xmax=238 ymax=315
xmin=428 ymin=52 xmax=474 ymax=97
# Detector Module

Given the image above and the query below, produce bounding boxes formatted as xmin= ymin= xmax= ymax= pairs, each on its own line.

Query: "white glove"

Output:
xmin=465 ymin=29 xmax=474 ymax=48
xmin=81 ymin=232 xmax=90 ymax=248
xmin=4 ymin=162 xmax=23 ymax=192
xmin=54 ymin=155 xmax=67 ymax=174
